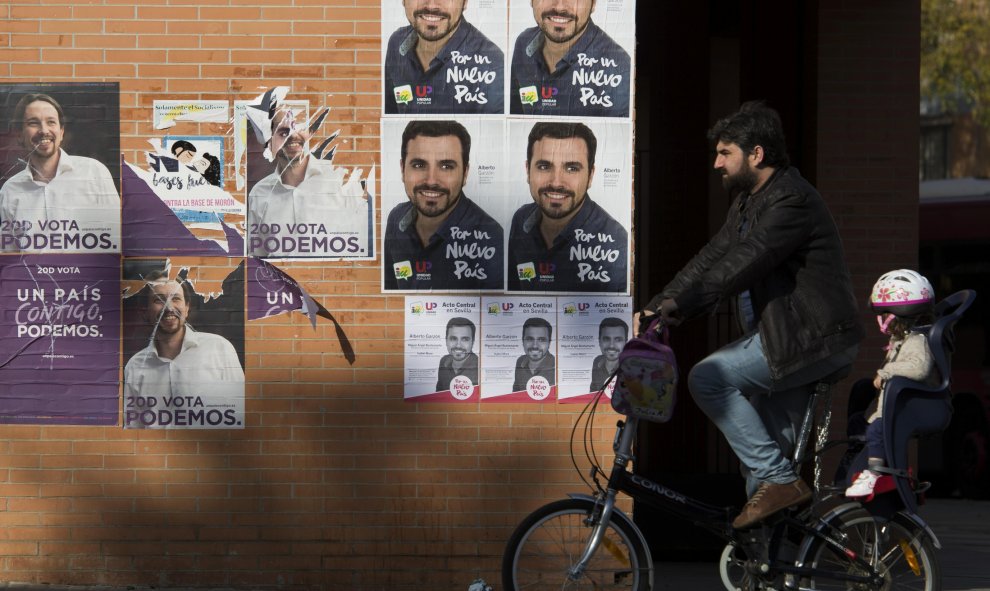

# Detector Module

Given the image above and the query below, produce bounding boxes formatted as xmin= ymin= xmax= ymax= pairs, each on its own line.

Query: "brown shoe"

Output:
xmin=732 ymin=479 xmax=812 ymax=529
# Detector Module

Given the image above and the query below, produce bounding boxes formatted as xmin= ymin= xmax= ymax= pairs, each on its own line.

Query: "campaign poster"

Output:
xmin=121 ymin=257 xmax=245 ymax=429
xmin=0 ymin=82 xmax=120 ymax=254
xmin=246 ymin=257 xmax=334 ymax=328
xmin=0 ymin=254 xmax=120 ymax=425
xmin=403 ymin=295 xmax=482 ymax=402
xmin=508 ymin=0 xmax=636 ymax=118
xmin=382 ymin=0 xmax=508 ymax=115
xmin=242 ymin=89 xmax=375 ymax=261
xmin=504 ymin=118 xmax=632 ymax=294
xmin=480 ymin=295 xmax=557 ymax=402
xmin=557 ymin=296 xmax=632 ymax=403
xmin=380 ymin=118 xmax=506 ymax=292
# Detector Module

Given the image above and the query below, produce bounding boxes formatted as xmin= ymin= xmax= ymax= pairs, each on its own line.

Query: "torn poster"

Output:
xmin=121 ymin=258 xmax=245 ymax=429
xmin=242 ymin=88 xmax=375 ymax=260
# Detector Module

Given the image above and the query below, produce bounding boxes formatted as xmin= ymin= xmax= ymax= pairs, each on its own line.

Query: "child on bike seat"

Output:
xmin=845 ymin=269 xmax=939 ymax=498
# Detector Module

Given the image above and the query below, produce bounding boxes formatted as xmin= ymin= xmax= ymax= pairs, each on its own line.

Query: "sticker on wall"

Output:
xmin=153 ymin=100 xmax=229 ymax=130
xmin=480 ymin=296 xmax=557 ymax=402
xmin=0 ymin=82 xmax=121 ymax=254
xmin=0 ymin=254 xmax=120 ymax=425
xmin=121 ymin=258 xmax=245 ymax=429
xmin=403 ymin=295 xmax=481 ymax=402
xmin=242 ymin=88 xmax=375 ymax=261
xmin=556 ymin=296 xmax=632 ymax=403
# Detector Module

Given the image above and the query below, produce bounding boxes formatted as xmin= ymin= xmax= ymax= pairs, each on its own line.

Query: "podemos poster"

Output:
xmin=0 ymin=254 xmax=120 ymax=425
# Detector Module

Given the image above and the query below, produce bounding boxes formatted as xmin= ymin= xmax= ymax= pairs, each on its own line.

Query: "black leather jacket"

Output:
xmin=648 ymin=167 xmax=864 ymax=381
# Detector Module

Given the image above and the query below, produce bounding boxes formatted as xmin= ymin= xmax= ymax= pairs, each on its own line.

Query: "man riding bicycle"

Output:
xmin=638 ymin=101 xmax=864 ymax=529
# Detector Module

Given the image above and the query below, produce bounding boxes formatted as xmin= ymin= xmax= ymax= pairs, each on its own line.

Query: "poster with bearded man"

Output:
xmin=0 ymin=83 xmax=120 ymax=253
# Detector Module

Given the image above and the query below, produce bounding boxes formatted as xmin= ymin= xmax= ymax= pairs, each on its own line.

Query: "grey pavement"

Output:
xmin=0 ymin=499 xmax=987 ymax=591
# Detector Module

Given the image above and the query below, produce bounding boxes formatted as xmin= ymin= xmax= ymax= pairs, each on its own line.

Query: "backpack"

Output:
xmin=610 ymin=319 xmax=678 ymax=423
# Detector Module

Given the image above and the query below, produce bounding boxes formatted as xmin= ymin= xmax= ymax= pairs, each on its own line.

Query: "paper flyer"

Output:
xmin=556 ymin=296 xmax=632 ymax=403
xmin=480 ymin=295 xmax=557 ymax=402
xmin=404 ymin=295 xmax=482 ymax=402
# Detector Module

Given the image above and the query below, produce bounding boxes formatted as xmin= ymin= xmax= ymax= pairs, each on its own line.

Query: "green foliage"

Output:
xmin=921 ymin=0 xmax=990 ymax=126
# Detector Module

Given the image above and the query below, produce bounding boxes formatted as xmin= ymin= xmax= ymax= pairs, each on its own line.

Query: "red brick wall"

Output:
xmin=1 ymin=2 xmax=626 ymax=589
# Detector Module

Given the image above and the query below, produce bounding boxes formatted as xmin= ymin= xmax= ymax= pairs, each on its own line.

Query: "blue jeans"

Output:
xmin=688 ymin=332 xmax=858 ymax=496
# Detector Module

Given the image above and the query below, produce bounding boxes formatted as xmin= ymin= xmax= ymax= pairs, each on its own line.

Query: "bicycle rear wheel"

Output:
xmin=802 ymin=508 xmax=940 ymax=590
xmin=502 ymin=498 xmax=651 ymax=591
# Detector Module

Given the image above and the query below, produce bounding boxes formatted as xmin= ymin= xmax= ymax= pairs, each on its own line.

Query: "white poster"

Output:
xmin=504 ymin=118 xmax=632 ymax=294
xmin=404 ymin=295 xmax=482 ymax=402
xmin=480 ymin=295 xmax=557 ymax=402
xmin=557 ymin=296 xmax=632 ymax=403
xmin=381 ymin=118 xmax=507 ymax=291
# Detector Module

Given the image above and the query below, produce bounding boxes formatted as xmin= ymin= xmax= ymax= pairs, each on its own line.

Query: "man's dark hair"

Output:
xmin=598 ymin=317 xmax=629 ymax=339
xmin=526 ymin=121 xmax=597 ymax=169
xmin=707 ymin=100 xmax=790 ymax=169
xmin=143 ymin=270 xmax=196 ymax=314
xmin=446 ymin=316 xmax=476 ymax=339
xmin=170 ymin=140 xmax=197 ymax=157
xmin=11 ymin=93 xmax=65 ymax=132
xmin=401 ymin=120 xmax=471 ymax=170
xmin=522 ymin=316 xmax=552 ymax=339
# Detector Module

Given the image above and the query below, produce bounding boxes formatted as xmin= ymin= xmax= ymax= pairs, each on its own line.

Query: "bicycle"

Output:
xmin=498 ymin=291 xmax=977 ymax=591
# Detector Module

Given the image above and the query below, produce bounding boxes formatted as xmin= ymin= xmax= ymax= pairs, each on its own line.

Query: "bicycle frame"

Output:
xmin=568 ymin=415 xmax=890 ymax=589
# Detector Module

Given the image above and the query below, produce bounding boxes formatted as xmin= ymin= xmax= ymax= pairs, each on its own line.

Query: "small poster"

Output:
xmin=0 ymin=254 xmax=120 ymax=425
xmin=480 ymin=295 xmax=557 ymax=402
xmin=121 ymin=258 xmax=245 ymax=429
xmin=0 ymin=82 xmax=121 ymax=253
xmin=153 ymin=100 xmax=229 ymax=130
xmin=557 ymin=296 xmax=632 ymax=403
xmin=403 ymin=295 xmax=482 ymax=402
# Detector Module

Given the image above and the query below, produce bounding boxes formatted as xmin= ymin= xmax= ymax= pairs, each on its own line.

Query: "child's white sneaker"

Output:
xmin=845 ymin=470 xmax=880 ymax=498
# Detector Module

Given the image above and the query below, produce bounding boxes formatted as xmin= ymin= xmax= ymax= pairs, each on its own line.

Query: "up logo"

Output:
xmin=501 ymin=303 xmax=515 ymax=312
xmin=540 ymin=86 xmax=558 ymax=99
xmin=578 ymin=303 xmax=590 ymax=312
xmin=415 ymin=85 xmax=433 ymax=97
xmin=538 ymin=262 xmax=556 ymax=275
xmin=415 ymin=261 xmax=432 ymax=273
xmin=424 ymin=302 xmax=438 ymax=311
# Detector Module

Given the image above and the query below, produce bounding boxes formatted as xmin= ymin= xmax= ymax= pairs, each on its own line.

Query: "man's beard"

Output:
xmin=413 ymin=9 xmax=461 ymax=42
xmin=720 ymin=164 xmax=759 ymax=196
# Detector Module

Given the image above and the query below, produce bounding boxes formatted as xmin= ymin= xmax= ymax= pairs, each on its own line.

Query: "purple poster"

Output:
xmin=0 ymin=254 xmax=120 ymax=425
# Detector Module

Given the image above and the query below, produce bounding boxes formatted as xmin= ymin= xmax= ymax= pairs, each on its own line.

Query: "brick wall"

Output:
xmin=0 ymin=2 xmax=628 ymax=589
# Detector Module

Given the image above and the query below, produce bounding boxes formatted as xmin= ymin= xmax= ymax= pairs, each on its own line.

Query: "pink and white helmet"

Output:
xmin=869 ymin=269 xmax=934 ymax=317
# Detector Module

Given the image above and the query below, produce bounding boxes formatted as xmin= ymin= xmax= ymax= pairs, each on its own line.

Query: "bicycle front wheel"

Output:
xmin=502 ymin=497 xmax=651 ymax=591
xmin=803 ymin=508 xmax=941 ymax=591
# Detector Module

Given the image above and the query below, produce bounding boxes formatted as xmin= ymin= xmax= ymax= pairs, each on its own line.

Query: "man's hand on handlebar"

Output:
xmin=634 ymin=298 xmax=681 ymax=336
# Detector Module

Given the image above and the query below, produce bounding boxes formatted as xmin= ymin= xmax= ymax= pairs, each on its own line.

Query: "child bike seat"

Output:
xmin=848 ymin=289 xmax=976 ymax=516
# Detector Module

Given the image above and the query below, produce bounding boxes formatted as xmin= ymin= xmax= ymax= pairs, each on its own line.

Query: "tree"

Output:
xmin=921 ymin=0 xmax=990 ymax=127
